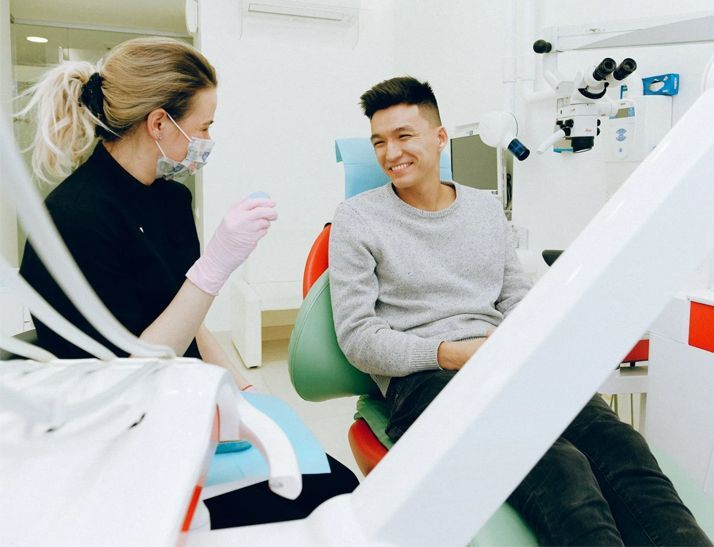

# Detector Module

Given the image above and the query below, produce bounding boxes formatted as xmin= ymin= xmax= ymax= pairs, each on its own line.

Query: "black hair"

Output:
xmin=359 ymin=76 xmax=441 ymax=125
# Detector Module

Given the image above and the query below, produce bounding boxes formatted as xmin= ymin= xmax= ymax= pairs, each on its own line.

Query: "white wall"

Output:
xmin=198 ymin=0 xmax=714 ymax=331
xmin=514 ymin=3 xmax=714 ymax=279
xmin=393 ymin=0 xmax=714 ymax=280
xmin=0 ymin=0 xmax=19 ymax=267
xmin=391 ymin=0 xmax=506 ymax=132
xmin=198 ymin=0 xmax=396 ymax=331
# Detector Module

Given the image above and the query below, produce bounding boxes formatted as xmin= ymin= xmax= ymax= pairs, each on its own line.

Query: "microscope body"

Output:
xmin=533 ymin=39 xmax=637 ymax=154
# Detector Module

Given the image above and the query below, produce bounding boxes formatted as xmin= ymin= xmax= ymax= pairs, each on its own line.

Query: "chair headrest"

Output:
xmin=335 ymin=138 xmax=453 ymax=199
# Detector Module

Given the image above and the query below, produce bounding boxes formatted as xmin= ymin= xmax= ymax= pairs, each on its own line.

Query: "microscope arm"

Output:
xmin=536 ymin=129 xmax=567 ymax=154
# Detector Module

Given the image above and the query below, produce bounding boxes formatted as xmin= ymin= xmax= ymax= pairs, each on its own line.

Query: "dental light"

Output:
xmin=478 ymin=110 xmax=531 ymax=161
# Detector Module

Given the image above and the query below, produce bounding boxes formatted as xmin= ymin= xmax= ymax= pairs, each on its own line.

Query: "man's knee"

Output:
xmin=512 ymin=439 xmax=594 ymax=506
xmin=510 ymin=439 xmax=621 ymax=546
xmin=566 ymin=396 xmax=656 ymax=467
xmin=538 ymin=440 xmax=595 ymax=493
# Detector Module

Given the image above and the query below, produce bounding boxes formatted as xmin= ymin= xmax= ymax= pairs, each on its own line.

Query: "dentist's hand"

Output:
xmin=186 ymin=197 xmax=278 ymax=295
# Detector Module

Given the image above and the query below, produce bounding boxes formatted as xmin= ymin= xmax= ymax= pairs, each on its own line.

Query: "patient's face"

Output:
xmin=370 ymin=103 xmax=446 ymax=192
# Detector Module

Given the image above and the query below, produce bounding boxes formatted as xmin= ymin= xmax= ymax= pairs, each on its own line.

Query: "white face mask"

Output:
xmin=155 ymin=112 xmax=214 ymax=180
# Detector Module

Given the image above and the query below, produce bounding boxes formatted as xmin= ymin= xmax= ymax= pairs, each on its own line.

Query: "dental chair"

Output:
xmin=288 ymin=139 xmax=714 ymax=543
xmin=289 ymin=225 xmax=714 ymax=546
xmin=288 ymin=138 xmax=538 ymax=545
xmin=288 ymin=223 xmax=538 ymax=545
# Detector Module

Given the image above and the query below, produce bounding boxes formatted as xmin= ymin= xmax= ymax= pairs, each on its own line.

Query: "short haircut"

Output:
xmin=360 ymin=76 xmax=441 ymax=126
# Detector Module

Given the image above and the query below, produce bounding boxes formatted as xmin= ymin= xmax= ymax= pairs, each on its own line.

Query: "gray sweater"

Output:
xmin=329 ymin=182 xmax=531 ymax=395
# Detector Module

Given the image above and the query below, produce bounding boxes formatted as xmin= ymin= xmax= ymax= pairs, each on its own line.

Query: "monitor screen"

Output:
xmin=450 ymin=134 xmax=498 ymax=193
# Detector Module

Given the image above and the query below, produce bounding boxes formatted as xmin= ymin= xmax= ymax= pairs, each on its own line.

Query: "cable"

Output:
xmin=0 ymin=256 xmax=117 ymax=360
xmin=0 ymin=333 xmax=55 ymax=362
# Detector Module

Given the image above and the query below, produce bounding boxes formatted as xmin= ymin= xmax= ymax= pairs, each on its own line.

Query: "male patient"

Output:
xmin=328 ymin=76 xmax=710 ymax=546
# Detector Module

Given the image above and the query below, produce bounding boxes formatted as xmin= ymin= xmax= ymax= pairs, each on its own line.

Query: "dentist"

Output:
xmin=19 ymin=36 xmax=357 ymax=528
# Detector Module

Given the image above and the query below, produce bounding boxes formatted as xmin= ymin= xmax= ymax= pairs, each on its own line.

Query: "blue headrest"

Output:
xmin=335 ymin=138 xmax=453 ymax=199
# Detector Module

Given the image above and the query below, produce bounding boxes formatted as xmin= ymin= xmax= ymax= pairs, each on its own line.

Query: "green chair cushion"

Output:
xmin=654 ymin=449 xmax=714 ymax=539
xmin=355 ymin=395 xmax=394 ymax=449
xmin=288 ymin=271 xmax=381 ymax=401
xmin=468 ymin=504 xmax=539 ymax=546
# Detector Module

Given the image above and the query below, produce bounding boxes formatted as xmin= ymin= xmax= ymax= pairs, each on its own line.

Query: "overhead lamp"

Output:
xmin=26 ymin=36 xmax=49 ymax=44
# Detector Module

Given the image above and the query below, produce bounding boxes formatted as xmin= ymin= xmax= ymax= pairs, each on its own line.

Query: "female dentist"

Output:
xmin=18 ymin=36 xmax=357 ymax=528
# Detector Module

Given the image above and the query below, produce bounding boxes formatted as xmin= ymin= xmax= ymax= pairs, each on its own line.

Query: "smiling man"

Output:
xmin=327 ymin=76 xmax=710 ymax=546
xmin=330 ymin=76 xmax=528 ymax=403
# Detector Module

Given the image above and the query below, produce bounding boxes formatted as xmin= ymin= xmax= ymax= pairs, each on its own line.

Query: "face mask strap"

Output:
xmin=154 ymin=139 xmax=168 ymax=157
xmin=165 ymin=112 xmax=192 ymax=142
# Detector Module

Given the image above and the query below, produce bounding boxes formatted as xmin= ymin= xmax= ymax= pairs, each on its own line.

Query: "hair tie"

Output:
xmin=80 ymin=72 xmax=105 ymax=120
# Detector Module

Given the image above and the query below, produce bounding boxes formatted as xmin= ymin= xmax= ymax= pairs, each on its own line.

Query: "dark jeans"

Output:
xmin=386 ymin=370 xmax=712 ymax=546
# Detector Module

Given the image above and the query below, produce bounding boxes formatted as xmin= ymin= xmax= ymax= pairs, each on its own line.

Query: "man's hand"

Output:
xmin=437 ymin=331 xmax=494 ymax=371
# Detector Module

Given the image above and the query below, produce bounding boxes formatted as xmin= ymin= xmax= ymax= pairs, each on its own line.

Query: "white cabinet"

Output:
xmin=647 ymin=292 xmax=714 ymax=498
xmin=231 ymin=277 xmax=301 ymax=368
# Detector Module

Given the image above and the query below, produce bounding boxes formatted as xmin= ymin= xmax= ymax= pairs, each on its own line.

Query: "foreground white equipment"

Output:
xmin=0 ymin=359 xmax=301 ymax=546
xmin=3 ymin=67 xmax=714 ymax=547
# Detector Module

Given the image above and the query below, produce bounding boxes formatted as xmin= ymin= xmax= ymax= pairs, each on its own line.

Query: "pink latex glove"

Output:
xmin=186 ymin=197 xmax=278 ymax=295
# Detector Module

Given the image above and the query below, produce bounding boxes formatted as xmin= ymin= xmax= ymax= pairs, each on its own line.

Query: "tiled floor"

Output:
xmin=214 ymin=332 xmax=362 ymax=479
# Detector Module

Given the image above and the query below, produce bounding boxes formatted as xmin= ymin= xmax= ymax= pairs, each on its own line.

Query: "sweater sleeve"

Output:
xmin=495 ymin=207 xmax=531 ymax=318
xmin=328 ymin=203 xmax=442 ymax=377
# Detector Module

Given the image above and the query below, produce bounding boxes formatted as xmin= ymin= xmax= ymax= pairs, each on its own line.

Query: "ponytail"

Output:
xmin=17 ymin=61 xmax=112 ymax=185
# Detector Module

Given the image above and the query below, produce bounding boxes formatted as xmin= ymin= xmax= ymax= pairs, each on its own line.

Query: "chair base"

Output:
xmin=347 ymin=418 xmax=388 ymax=476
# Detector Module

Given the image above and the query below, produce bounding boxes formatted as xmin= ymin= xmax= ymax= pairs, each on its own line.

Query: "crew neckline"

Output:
xmin=385 ymin=181 xmax=460 ymax=218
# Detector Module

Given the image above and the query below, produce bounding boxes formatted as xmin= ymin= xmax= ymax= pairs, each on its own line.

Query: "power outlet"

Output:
xmin=511 ymin=225 xmax=529 ymax=250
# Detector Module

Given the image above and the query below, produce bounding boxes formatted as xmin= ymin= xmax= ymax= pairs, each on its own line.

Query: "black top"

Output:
xmin=20 ymin=143 xmax=202 ymax=359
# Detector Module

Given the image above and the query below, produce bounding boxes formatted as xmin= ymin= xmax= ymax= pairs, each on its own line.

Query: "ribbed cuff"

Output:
xmin=408 ymin=338 xmax=442 ymax=373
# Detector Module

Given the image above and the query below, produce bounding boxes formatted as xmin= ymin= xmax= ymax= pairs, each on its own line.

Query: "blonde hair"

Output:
xmin=19 ymin=37 xmax=217 ymax=185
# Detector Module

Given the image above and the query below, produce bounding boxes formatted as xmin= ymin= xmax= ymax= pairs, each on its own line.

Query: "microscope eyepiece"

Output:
xmin=592 ymin=58 xmax=617 ymax=81
xmin=613 ymin=58 xmax=637 ymax=81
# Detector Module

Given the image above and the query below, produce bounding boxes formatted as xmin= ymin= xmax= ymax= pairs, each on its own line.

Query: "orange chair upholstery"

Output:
xmin=348 ymin=419 xmax=389 ymax=476
xmin=302 ymin=224 xmax=332 ymax=298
